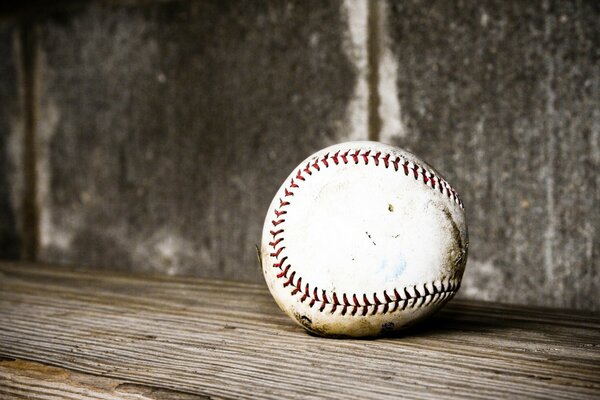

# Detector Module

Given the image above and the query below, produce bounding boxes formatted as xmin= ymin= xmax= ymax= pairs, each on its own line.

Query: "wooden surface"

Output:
xmin=0 ymin=262 xmax=598 ymax=399
xmin=0 ymin=359 xmax=202 ymax=399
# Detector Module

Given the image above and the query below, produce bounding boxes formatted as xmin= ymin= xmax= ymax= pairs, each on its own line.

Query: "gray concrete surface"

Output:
xmin=33 ymin=0 xmax=366 ymax=279
xmin=0 ymin=0 xmax=597 ymax=310
xmin=0 ymin=24 xmax=23 ymax=260
xmin=382 ymin=0 xmax=599 ymax=310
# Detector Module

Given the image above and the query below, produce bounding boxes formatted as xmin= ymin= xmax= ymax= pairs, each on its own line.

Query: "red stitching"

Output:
xmin=333 ymin=292 xmax=340 ymax=305
xmin=304 ymin=163 xmax=312 ymax=175
xmin=332 ymin=151 xmax=340 ymax=165
xmin=383 ymin=290 xmax=392 ymax=303
xmin=363 ymin=294 xmax=371 ymax=306
xmin=319 ymin=301 xmax=327 ymax=312
xmin=411 ymin=164 xmax=419 ymax=179
xmin=270 ymin=247 xmax=285 ymax=258
xmin=362 ymin=150 xmax=371 ymax=164
xmin=361 ymin=305 xmax=368 ymax=316
xmin=373 ymin=293 xmax=381 ymax=305
xmin=312 ymin=159 xmax=320 ymax=171
xmin=341 ymin=151 xmax=349 ymax=164
xmin=269 ymin=238 xmax=284 ymax=248
xmin=272 ymin=256 xmax=288 ymax=269
xmin=277 ymin=265 xmax=290 ymax=278
xmin=382 ymin=154 xmax=390 ymax=168
xmin=300 ymin=287 xmax=311 ymax=302
xmin=292 ymin=277 xmax=302 ymax=295
xmin=372 ymin=151 xmax=381 ymax=166
xmin=270 ymin=229 xmax=284 ymax=238
xmin=268 ymin=147 xmax=464 ymax=315
xmin=283 ymin=271 xmax=296 ymax=287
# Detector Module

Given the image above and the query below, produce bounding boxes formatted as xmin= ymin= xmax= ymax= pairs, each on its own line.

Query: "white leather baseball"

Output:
xmin=260 ymin=141 xmax=468 ymax=337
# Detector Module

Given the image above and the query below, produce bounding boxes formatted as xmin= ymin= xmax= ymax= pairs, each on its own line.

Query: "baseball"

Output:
xmin=260 ymin=141 xmax=468 ymax=337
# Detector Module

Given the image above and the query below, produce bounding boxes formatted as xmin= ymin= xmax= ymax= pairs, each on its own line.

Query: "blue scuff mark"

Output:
xmin=377 ymin=250 xmax=407 ymax=281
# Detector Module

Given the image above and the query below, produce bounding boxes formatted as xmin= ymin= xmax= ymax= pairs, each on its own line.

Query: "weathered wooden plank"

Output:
xmin=0 ymin=358 xmax=206 ymax=399
xmin=0 ymin=262 xmax=599 ymax=399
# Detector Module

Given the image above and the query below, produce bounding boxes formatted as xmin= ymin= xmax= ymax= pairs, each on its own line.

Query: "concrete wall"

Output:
xmin=0 ymin=0 xmax=598 ymax=311
xmin=0 ymin=23 xmax=24 ymax=261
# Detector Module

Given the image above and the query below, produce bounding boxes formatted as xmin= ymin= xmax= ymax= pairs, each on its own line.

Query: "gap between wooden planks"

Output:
xmin=0 ymin=262 xmax=598 ymax=400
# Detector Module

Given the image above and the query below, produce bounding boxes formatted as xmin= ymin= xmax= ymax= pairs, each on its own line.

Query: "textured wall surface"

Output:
xmin=0 ymin=0 xmax=598 ymax=310
xmin=0 ymin=24 xmax=23 ymax=260
xmin=33 ymin=0 xmax=368 ymax=279
xmin=382 ymin=0 xmax=599 ymax=310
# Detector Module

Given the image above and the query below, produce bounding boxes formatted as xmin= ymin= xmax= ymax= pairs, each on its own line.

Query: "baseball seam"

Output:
xmin=269 ymin=148 xmax=463 ymax=316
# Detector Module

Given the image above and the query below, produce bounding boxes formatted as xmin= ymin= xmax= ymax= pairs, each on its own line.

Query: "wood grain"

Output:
xmin=0 ymin=262 xmax=598 ymax=399
xmin=0 ymin=359 xmax=205 ymax=399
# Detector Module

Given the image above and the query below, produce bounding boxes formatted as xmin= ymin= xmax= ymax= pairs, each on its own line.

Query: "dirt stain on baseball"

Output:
xmin=293 ymin=312 xmax=315 ymax=331
xmin=381 ymin=322 xmax=395 ymax=333
xmin=294 ymin=311 xmax=356 ymax=338
xmin=441 ymin=206 xmax=468 ymax=275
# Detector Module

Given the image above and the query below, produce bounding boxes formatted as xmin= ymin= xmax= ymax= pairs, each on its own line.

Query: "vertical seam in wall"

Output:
xmin=367 ymin=0 xmax=382 ymax=141
xmin=19 ymin=19 xmax=38 ymax=261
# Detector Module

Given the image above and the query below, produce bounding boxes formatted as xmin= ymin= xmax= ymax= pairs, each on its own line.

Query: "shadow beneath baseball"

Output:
xmin=382 ymin=299 xmax=546 ymax=340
